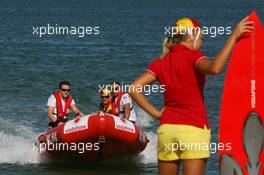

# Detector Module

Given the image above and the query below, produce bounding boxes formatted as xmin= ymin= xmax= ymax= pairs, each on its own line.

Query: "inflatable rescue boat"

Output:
xmin=37 ymin=112 xmax=148 ymax=160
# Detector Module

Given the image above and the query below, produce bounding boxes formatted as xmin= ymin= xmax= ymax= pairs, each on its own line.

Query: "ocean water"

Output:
xmin=0 ymin=0 xmax=264 ymax=174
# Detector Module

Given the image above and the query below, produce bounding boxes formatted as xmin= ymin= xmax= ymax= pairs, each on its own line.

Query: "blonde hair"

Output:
xmin=160 ymin=34 xmax=188 ymax=59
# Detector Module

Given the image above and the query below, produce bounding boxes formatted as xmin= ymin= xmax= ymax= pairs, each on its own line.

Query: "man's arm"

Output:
xmin=71 ymin=104 xmax=84 ymax=116
xmin=124 ymin=103 xmax=131 ymax=120
xmin=48 ymin=106 xmax=57 ymax=122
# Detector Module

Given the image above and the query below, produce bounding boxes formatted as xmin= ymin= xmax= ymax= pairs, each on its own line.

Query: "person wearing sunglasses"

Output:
xmin=99 ymin=87 xmax=115 ymax=115
xmin=47 ymin=81 xmax=84 ymax=128
xmin=111 ymin=82 xmax=136 ymax=123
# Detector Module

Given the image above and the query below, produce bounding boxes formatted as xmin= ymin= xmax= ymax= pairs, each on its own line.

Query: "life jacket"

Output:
xmin=114 ymin=91 xmax=133 ymax=115
xmin=103 ymin=101 xmax=116 ymax=115
xmin=53 ymin=91 xmax=73 ymax=119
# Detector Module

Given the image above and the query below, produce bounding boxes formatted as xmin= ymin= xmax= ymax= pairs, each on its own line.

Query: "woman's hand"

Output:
xmin=153 ymin=107 xmax=165 ymax=119
xmin=232 ymin=16 xmax=254 ymax=40
xmin=198 ymin=16 xmax=254 ymax=75
xmin=152 ymin=110 xmax=162 ymax=119
xmin=130 ymin=72 xmax=159 ymax=119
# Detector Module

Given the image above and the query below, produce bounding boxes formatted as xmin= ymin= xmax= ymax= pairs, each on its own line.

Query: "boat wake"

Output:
xmin=0 ymin=105 xmax=158 ymax=165
xmin=0 ymin=121 xmax=40 ymax=165
xmin=135 ymin=107 xmax=158 ymax=164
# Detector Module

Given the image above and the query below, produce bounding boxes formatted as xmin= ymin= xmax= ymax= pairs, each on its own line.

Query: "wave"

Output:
xmin=0 ymin=122 xmax=40 ymax=165
xmin=135 ymin=106 xmax=158 ymax=164
xmin=137 ymin=131 xmax=157 ymax=164
xmin=0 ymin=105 xmax=158 ymax=165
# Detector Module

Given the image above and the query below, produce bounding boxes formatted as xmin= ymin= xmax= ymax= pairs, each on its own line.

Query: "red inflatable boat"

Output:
xmin=37 ymin=112 xmax=148 ymax=160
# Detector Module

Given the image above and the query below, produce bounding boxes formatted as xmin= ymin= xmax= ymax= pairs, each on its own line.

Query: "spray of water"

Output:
xmin=0 ymin=122 xmax=40 ymax=164
xmin=134 ymin=106 xmax=158 ymax=164
xmin=0 ymin=105 xmax=158 ymax=165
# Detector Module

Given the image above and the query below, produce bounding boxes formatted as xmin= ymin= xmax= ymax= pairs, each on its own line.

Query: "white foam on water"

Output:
xmin=0 ymin=124 xmax=41 ymax=165
xmin=0 ymin=105 xmax=158 ymax=165
xmin=134 ymin=105 xmax=154 ymax=128
xmin=134 ymin=105 xmax=158 ymax=164
xmin=138 ymin=131 xmax=158 ymax=164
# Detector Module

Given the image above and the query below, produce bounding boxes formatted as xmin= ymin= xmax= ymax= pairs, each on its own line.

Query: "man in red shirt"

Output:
xmin=47 ymin=81 xmax=84 ymax=127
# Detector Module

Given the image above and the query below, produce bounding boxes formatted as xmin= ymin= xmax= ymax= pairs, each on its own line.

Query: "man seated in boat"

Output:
xmin=99 ymin=87 xmax=115 ymax=115
xmin=47 ymin=81 xmax=84 ymax=127
xmin=111 ymin=82 xmax=136 ymax=123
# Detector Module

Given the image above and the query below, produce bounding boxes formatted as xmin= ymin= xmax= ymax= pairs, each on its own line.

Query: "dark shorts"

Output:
xmin=48 ymin=118 xmax=68 ymax=128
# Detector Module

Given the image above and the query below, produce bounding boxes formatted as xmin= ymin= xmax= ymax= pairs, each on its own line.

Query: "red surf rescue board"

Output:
xmin=219 ymin=11 xmax=264 ymax=175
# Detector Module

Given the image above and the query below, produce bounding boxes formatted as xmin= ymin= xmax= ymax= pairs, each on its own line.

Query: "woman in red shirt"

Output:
xmin=130 ymin=17 xmax=253 ymax=175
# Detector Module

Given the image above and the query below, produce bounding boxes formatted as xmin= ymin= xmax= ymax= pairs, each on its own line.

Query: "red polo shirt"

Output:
xmin=147 ymin=44 xmax=209 ymax=128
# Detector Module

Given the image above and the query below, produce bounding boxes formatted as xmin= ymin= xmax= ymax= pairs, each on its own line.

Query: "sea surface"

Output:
xmin=0 ymin=0 xmax=263 ymax=174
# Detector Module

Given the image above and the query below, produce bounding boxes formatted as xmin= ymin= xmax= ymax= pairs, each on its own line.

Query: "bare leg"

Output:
xmin=183 ymin=159 xmax=207 ymax=175
xmin=158 ymin=160 xmax=180 ymax=175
